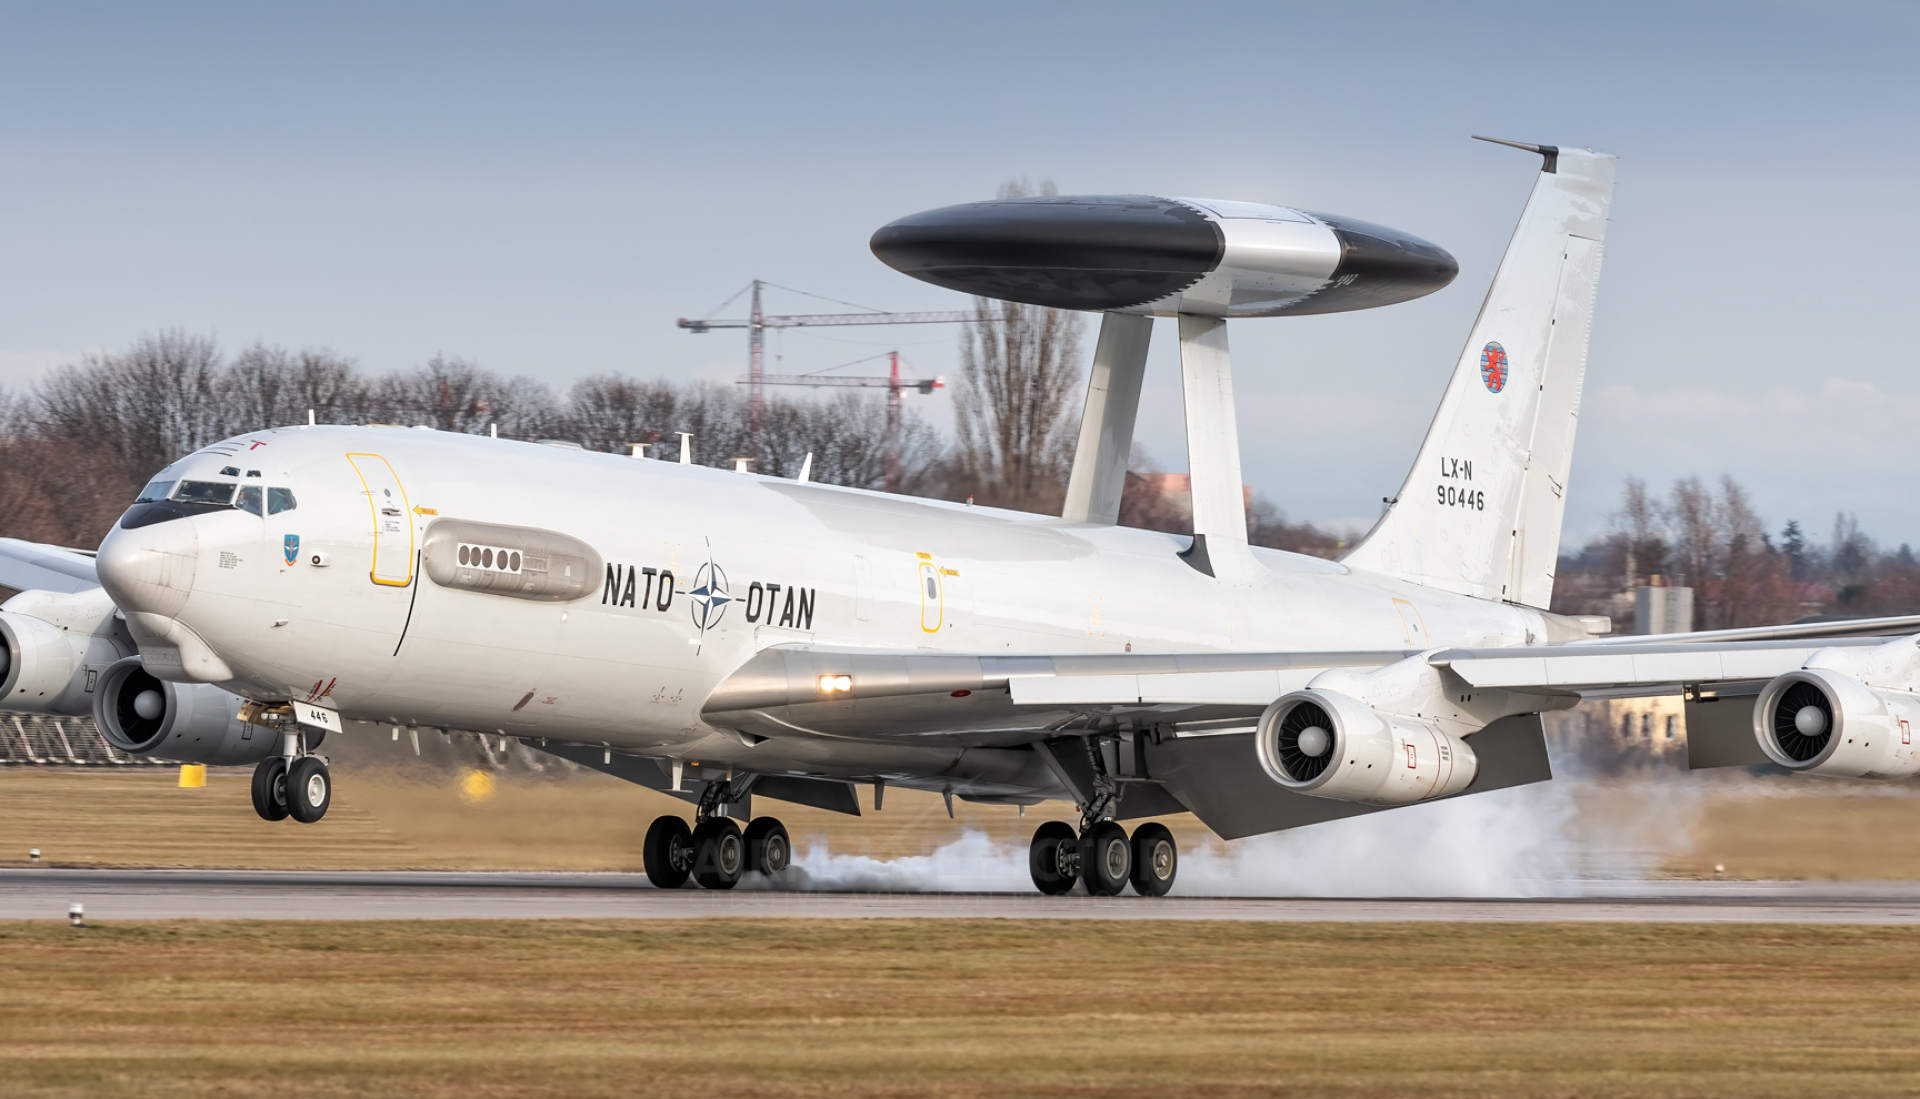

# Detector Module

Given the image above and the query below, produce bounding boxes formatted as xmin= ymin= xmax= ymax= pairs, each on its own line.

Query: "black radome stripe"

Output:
xmin=1284 ymin=213 xmax=1459 ymax=315
xmin=870 ymin=196 xmax=1224 ymax=312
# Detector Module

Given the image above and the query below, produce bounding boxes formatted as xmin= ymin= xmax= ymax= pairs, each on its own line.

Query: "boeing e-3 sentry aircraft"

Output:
xmin=8 ymin=138 xmax=1920 ymax=897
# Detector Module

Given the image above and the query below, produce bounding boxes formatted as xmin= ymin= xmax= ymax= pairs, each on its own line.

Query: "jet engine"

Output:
xmin=91 ymin=656 xmax=278 ymax=765
xmin=1753 ymin=670 xmax=1920 ymax=779
xmin=1254 ymin=689 xmax=1478 ymax=805
xmin=0 ymin=605 xmax=126 ymax=715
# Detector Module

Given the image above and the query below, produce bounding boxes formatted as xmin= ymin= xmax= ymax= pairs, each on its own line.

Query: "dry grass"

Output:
xmin=1660 ymin=788 xmax=1920 ymax=879
xmin=0 ymin=766 xmax=1182 ymax=871
xmin=3 ymin=919 xmax=1919 ymax=1097
xmin=7 ymin=766 xmax=1920 ymax=882
xmin=11 ymin=764 xmax=1920 ymax=883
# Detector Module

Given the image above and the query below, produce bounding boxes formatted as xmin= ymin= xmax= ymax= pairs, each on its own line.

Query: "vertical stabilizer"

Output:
xmin=1342 ymin=143 xmax=1615 ymax=608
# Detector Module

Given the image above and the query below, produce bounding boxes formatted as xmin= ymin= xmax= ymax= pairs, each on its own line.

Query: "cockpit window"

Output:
xmin=172 ymin=480 xmax=236 ymax=506
xmin=236 ymin=485 xmax=264 ymax=516
xmin=135 ymin=479 xmax=176 ymax=503
xmin=267 ymin=487 xmax=298 ymax=515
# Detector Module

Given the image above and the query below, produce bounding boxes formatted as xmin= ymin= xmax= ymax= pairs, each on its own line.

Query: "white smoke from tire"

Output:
xmin=750 ymin=775 xmax=1704 ymax=897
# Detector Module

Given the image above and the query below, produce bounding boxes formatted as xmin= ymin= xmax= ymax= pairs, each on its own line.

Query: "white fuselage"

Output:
xmin=98 ymin=425 xmax=1555 ymax=785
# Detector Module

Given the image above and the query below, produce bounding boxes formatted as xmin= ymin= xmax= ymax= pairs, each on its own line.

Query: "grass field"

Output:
xmin=4 ymin=765 xmax=1919 ymax=881
xmin=3 ymin=919 xmax=1919 ymax=1098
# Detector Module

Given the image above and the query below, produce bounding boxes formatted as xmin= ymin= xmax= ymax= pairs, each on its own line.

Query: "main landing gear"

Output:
xmin=1029 ymin=819 xmax=1178 ymax=896
xmin=1028 ymin=736 xmax=1178 ymax=896
xmin=252 ymin=728 xmax=330 ymax=825
xmin=642 ymin=778 xmax=791 ymax=890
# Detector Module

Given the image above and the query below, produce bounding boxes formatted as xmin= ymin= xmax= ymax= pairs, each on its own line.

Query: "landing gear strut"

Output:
xmin=643 ymin=771 xmax=790 ymax=890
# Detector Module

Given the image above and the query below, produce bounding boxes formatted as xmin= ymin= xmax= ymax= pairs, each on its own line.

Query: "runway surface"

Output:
xmin=7 ymin=869 xmax=1920 ymax=922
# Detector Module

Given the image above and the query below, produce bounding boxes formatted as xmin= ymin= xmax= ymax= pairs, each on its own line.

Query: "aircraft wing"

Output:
xmin=703 ymin=620 xmax=1920 ymax=743
xmin=0 ymin=538 xmax=101 ymax=594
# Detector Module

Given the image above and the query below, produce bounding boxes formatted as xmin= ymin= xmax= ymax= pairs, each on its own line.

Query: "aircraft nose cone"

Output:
xmin=870 ymin=195 xmax=1224 ymax=312
xmin=96 ymin=516 xmax=199 ymax=618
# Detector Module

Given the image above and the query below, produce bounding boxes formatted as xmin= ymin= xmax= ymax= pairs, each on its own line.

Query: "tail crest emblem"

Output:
xmin=1480 ymin=342 xmax=1509 ymax=393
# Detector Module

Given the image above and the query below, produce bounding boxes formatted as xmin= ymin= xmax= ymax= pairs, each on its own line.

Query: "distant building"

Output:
xmin=1634 ymin=581 xmax=1694 ymax=635
xmin=1544 ymin=695 xmax=1688 ymax=770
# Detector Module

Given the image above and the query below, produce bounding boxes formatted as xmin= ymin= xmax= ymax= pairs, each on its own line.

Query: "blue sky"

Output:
xmin=2 ymin=1 xmax=1916 ymax=548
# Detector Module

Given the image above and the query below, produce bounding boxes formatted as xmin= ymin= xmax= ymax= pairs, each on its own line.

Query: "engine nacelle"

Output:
xmin=1753 ymin=670 xmax=1920 ymax=779
xmin=1254 ymin=689 xmax=1478 ymax=805
xmin=0 ymin=596 xmax=129 ymax=715
xmin=91 ymin=656 xmax=279 ymax=765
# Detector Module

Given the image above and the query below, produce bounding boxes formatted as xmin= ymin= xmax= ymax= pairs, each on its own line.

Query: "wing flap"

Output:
xmin=1436 ymin=637 xmax=1888 ymax=692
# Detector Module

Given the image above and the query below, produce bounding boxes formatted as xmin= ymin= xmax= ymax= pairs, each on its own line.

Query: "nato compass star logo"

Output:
xmin=689 ymin=557 xmax=732 ymax=636
xmin=1480 ymin=341 xmax=1509 ymax=393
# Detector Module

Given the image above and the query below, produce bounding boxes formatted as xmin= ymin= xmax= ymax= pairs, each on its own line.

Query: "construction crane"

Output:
xmin=749 ymin=351 xmax=943 ymax=492
xmin=679 ymin=279 xmax=977 ymax=461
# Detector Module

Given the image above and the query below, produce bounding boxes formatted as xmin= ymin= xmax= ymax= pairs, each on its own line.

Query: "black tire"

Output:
xmin=743 ymin=817 xmax=792 ymax=877
xmin=1028 ymin=820 xmax=1079 ymax=895
xmin=1082 ymin=820 xmax=1131 ymax=896
xmin=285 ymin=757 xmax=330 ymax=824
xmin=643 ymin=815 xmax=694 ymax=889
xmin=1130 ymin=822 xmax=1178 ymax=897
xmin=251 ymin=756 xmax=289 ymax=822
xmin=691 ymin=816 xmax=745 ymax=890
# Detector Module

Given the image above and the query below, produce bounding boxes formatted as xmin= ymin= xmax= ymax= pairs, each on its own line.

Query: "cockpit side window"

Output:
xmin=236 ymin=485 xmax=264 ymax=516
xmin=135 ymin=479 xmax=176 ymax=503
xmin=267 ymin=487 xmax=298 ymax=515
xmin=172 ymin=481 xmax=237 ymax=506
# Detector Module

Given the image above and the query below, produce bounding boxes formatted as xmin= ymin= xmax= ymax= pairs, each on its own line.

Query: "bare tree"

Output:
xmin=760 ymin=390 xmax=943 ymax=488
xmin=950 ymin=179 xmax=1086 ymax=512
xmin=33 ymin=330 xmax=226 ymax=478
xmin=564 ymin=375 xmax=683 ymax=454
xmin=366 ymin=355 xmax=560 ymax=438
xmin=223 ymin=343 xmax=365 ymax=432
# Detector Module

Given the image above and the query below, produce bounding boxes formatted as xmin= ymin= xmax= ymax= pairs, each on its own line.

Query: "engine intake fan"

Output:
xmin=1754 ymin=669 xmax=1920 ymax=779
xmin=92 ymin=657 xmax=279 ymax=765
xmin=1255 ymin=689 xmax=1477 ymax=806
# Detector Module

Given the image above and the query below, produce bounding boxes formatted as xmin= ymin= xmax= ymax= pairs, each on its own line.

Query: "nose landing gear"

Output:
xmin=250 ymin=724 xmax=330 ymax=825
xmin=286 ymin=756 xmax=332 ymax=823
xmin=251 ymin=757 xmax=290 ymax=822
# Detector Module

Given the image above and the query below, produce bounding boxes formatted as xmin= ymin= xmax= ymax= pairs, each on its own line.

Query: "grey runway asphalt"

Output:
xmin=7 ymin=869 xmax=1920 ymax=922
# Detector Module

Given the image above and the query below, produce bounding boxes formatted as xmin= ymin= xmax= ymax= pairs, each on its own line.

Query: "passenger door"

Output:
xmin=346 ymin=454 xmax=415 ymax=586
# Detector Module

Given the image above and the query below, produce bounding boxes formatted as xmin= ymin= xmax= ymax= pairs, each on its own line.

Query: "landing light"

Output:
xmin=818 ymin=674 xmax=853 ymax=694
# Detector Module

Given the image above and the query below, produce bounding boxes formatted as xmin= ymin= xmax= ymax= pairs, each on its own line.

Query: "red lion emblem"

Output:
xmin=1480 ymin=342 xmax=1508 ymax=393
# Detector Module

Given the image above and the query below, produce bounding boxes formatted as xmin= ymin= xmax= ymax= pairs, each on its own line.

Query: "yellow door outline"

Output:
xmin=347 ymin=453 xmax=415 ymax=587
xmin=1393 ymin=599 xmax=1430 ymax=650
xmin=916 ymin=553 xmax=942 ymax=633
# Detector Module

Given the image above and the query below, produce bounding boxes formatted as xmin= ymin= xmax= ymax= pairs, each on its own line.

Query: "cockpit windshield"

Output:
xmin=172 ymin=481 xmax=237 ymax=506
xmin=135 ymin=479 xmax=176 ymax=503
xmin=118 ymin=475 xmax=298 ymax=529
